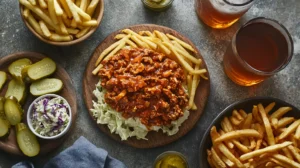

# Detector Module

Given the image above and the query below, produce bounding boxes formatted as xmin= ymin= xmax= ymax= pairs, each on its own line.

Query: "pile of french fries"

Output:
xmin=92 ymin=29 xmax=208 ymax=110
xmin=207 ymin=102 xmax=300 ymax=168
xmin=19 ymin=0 xmax=100 ymax=42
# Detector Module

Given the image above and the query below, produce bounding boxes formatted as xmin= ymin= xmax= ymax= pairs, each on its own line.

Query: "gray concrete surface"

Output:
xmin=0 ymin=0 xmax=300 ymax=167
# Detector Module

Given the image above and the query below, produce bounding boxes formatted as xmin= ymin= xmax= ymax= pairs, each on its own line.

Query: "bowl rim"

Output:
xmin=27 ymin=94 xmax=72 ymax=140
xmin=153 ymin=151 xmax=189 ymax=168
xmin=19 ymin=0 xmax=104 ymax=46
xmin=198 ymin=96 xmax=300 ymax=167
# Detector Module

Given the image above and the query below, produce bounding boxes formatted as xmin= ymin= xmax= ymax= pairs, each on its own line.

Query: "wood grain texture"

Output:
xmin=0 ymin=52 xmax=77 ymax=156
xmin=83 ymin=24 xmax=210 ymax=148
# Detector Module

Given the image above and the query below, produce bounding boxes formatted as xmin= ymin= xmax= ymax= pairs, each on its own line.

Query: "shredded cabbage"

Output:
xmin=90 ymin=82 xmax=190 ymax=141
xmin=31 ymin=97 xmax=70 ymax=137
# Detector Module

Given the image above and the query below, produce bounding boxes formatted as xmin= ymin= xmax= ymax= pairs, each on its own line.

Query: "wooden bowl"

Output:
xmin=19 ymin=1 xmax=104 ymax=46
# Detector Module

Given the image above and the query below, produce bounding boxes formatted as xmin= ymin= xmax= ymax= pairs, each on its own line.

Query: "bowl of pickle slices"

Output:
xmin=0 ymin=54 xmax=72 ymax=157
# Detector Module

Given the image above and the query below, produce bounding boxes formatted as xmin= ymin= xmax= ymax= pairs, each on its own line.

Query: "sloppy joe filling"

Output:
xmin=98 ymin=48 xmax=188 ymax=127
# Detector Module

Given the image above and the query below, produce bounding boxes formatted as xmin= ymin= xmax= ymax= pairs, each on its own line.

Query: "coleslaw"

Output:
xmin=91 ymin=82 xmax=190 ymax=140
xmin=31 ymin=96 xmax=70 ymax=137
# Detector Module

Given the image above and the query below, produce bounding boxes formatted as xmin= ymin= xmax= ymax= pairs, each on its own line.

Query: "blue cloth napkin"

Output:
xmin=12 ymin=136 xmax=127 ymax=168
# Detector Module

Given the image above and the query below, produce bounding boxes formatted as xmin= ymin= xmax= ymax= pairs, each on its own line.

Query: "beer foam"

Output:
xmin=210 ymin=0 xmax=252 ymax=14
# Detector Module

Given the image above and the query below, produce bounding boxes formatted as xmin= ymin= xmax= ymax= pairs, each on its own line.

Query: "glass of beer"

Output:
xmin=195 ymin=0 xmax=254 ymax=29
xmin=223 ymin=17 xmax=294 ymax=86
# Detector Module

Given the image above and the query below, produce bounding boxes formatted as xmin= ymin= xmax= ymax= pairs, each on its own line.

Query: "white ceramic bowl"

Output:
xmin=27 ymin=94 xmax=72 ymax=140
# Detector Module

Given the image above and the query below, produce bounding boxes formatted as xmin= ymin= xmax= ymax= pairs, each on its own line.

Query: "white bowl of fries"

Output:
xmin=19 ymin=0 xmax=104 ymax=46
xmin=199 ymin=97 xmax=300 ymax=168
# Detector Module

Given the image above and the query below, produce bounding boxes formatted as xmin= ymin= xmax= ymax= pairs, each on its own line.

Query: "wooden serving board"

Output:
xmin=83 ymin=24 xmax=210 ymax=148
xmin=0 ymin=52 xmax=77 ymax=156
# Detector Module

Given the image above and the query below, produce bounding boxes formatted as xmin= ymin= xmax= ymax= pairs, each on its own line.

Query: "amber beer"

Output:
xmin=223 ymin=18 xmax=294 ymax=86
xmin=195 ymin=0 xmax=254 ymax=29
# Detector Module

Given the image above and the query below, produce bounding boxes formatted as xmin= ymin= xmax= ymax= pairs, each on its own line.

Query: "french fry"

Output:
xmin=188 ymin=64 xmax=200 ymax=109
xmin=270 ymin=107 xmax=292 ymax=119
xmin=265 ymin=102 xmax=276 ymax=114
xmin=94 ymin=35 xmax=130 ymax=66
xmin=270 ymin=158 xmax=292 ymax=168
xmin=233 ymin=110 xmax=244 ymax=121
xmin=220 ymin=154 xmax=234 ymax=167
xmin=48 ymin=0 xmax=59 ymax=25
xmin=278 ymin=119 xmax=300 ymax=140
xmin=278 ymin=117 xmax=295 ymax=128
xmin=130 ymin=35 xmax=150 ymax=49
xmin=255 ymin=139 xmax=262 ymax=150
xmin=211 ymin=148 xmax=227 ymax=168
xmin=166 ymin=34 xmax=196 ymax=53
xmin=73 ymin=4 xmax=91 ymax=21
xmin=62 ymin=13 xmax=72 ymax=27
xmin=66 ymin=0 xmax=81 ymax=23
xmin=123 ymin=29 xmax=157 ymax=50
xmin=294 ymin=125 xmax=300 ymax=139
xmin=57 ymin=16 xmax=68 ymax=35
xmin=249 ymin=138 xmax=256 ymax=150
xmin=80 ymin=0 xmax=88 ymax=11
xmin=86 ymin=0 xmax=99 ymax=16
xmin=239 ymin=109 xmax=247 ymax=119
xmin=210 ymin=127 xmax=244 ymax=168
xmin=49 ymin=33 xmax=73 ymax=41
xmin=272 ymin=154 xmax=300 ymax=168
xmin=75 ymin=27 xmax=90 ymax=38
xmin=232 ymin=140 xmax=250 ymax=153
xmin=54 ymin=0 xmax=64 ymax=16
xmin=27 ymin=13 xmax=44 ymax=36
xmin=38 ymin=0 xmax=47 ymax=8
xmin=150 ymin=38 xmax=171 ymax=55
xmin=258 ymin=103 xmax=275 ymax=145
xmin=288 ymin=145 xmax=300 ymax=162
xmin=23 ymin=8 xmax=30 ymax=19
xmin=252 ymin=105 xmax=262 ymax=123
xmin=219 ymin=130 xmax=234 ymax=149
xmin=28 ymin=0 xmax=36 ymax=5
xmin=82 ymin=20 xmax=98 ymax=26
xmin=214 ymin=129 xmax=261 ymax=144
xmin=139 ymin=31 xmax=154 ymax=37
xmin=58 ymin=0 xmax=73 ymax=18
xmin=125 ymin=39 xmax=138 ymax=48
xmin=271 ymin=118 xmax=278 ymax=129
xmin=154 ymin=30 xmax=170 ymax=42
xmin=20 ymin=0 xmax=60 ymax=31
xmin=230 ymin=116 xmax=242 ymax=126
xmin=163 ymin=42 xmax=207 ymax=75
xmin=75 ymin=0 xmax=81 ymax=6
xmin=172 ymin=42 xmax=201 ymax=65
xmin=241 ymin=113 xmax=252 ymax=129
xmin=282 ymin=147 xmax=293 ymax=159
xmin=240 ymin=141 xmax=292 ymax=161
xmin=70 ymin=19 xmax=77 ymax=28
xmin=67 ymin=28 xmax=79 ymax=34
xmin=39 ymin=20 xmax=52 ymax=37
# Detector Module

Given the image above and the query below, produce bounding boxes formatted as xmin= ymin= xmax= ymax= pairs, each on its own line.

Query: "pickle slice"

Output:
xmin=0 ymin=71 xmax=7 ymax=90
xmin=4 ymin=96 xmax=23 ymax=125
xmin=5 ymin=79 xmax=26 ymax=103
xmin=8 ymin=58 xmax=32 ymax=83
xmin=0 ymin=97 xmax=5 ymax=119
xmin=27 ymin=58 xmax=56 ymax=81
xmin=16 ymin=123 xmax=40 ymax=157
xmin=30 ymin=78 xmax=63 ymax=96
xmin=0 ymin=118 xmax=10 ymax=138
